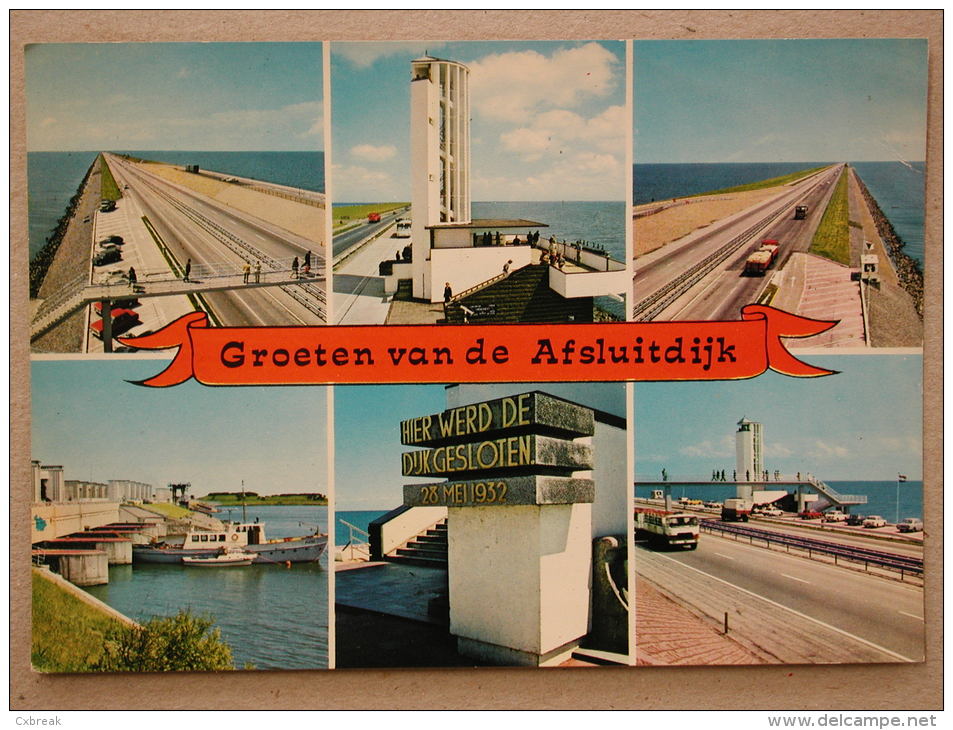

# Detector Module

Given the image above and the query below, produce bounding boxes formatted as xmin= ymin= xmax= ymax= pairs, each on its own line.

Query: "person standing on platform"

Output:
xmin=444 ymin=282 xmax=453 ymax=303
xmin=254 ymin=261 xmax=261 ymax=283
xmin=292 ymin=256 xmax=299 ymax=279
xmin=183 ymin=258 xmax=191 ymax=283
xmin=243 ymin=263 xmax=251 ymax=284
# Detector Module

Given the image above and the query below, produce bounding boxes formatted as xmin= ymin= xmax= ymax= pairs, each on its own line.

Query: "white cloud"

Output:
xmin=351 ymin=143 xmax=397 ymax=162
xmin=500 ymin=105 xmax=626 ymax=162
xmin=469 ymin=43 xmax=620 ymax=123
xmin=335 ymin=42 xmax=445 ymax=69
xmin=764 ymin=442 xmax=794 ymax=458
xmin=472 ymin=147 xmax=624 ymax=201
xmin=678 ymin=436 xmax=734 ymax=459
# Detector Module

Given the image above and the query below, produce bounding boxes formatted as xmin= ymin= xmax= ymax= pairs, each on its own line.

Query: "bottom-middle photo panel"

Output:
xmin=333 ymin=382 xmax=630 ymax=668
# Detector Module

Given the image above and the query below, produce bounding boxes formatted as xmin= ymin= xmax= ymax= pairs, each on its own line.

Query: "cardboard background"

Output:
xmin=10 ymin=10 xmax=943 ymax=710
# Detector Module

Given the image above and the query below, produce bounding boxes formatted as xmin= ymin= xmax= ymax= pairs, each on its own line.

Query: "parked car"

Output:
xmin=846 ymin=514 xmax=865 ymax=526
xmin=897 ymin=518 xmax=923 ymax=533
xmin=824 ymin=511 xmax=848 ymax=523
xmin=94 ymin=299 xmax=139 ymax=315
xmin=102 ymin=235 xmax=124 ymax=245
xmin=798 ymin=510 xmax=823 ymax=520
xmin=863 ymin=515 xmax=887 ymax=529
xmin=88 ymin=308 xmax=141 ymax=339
xmin=93 ymin=247 xmax=121 ymax=266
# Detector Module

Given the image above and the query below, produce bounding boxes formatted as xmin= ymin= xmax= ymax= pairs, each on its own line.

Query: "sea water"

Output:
xmin=634 ymin=481 xmax=923 ymax=521
xmin=27 ymin=150 xmax=325 ymax=261
xmin=83 ymin=504 xmax=329 ymax=670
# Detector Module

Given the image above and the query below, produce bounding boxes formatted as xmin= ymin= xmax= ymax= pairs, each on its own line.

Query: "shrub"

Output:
xmin=95 ymin=610 xmax=235 ymax=672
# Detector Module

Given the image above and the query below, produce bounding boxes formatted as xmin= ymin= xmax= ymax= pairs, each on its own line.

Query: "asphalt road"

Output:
xmin=332 ymin=207 xmax=408 ymax=258
xmin=105 ymin=154 xmax=326 ymax=325
xmin=634 ymin=165 xmax=844 ymax=321
xmin=644 ymin=530 xmax=925 ymax=660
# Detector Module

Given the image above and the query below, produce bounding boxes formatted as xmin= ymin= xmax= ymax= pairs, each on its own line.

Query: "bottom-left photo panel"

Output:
xmin=29 ymin=358 xmax=332 ymax=672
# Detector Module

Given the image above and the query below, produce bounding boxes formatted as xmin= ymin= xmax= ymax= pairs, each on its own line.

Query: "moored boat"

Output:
xmin=182 ymin=549 xmax=257 ymax=567
xmin=133 ymin=521 xmax=327 ymax=565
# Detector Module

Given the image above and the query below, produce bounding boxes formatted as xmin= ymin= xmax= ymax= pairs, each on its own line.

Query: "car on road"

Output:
xmin=798 ymin=510 xmax=823 ymax=520
xmin=846 ymin=514 xmax=865 ymax=526
xmin=102 ymin=235 xmax=124 ymax=244
xmin=824 ymin=511 xmax=848 ymax=523
xmin=862 ymin=515 xmax=887 ymax=529
xmin=88 ymin=308 xmax=141 ymax=340
xmin=897 ymin=518 xmax=923 ymax=533
xmin=759 ymin=507 xmax=784 ymax=517
xmin=93 ymin=248 xmax=121 ymax=266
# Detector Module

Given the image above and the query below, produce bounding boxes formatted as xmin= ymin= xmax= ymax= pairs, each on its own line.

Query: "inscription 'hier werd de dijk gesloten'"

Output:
xmin=401 ymin=392 xmax=595 ymax=508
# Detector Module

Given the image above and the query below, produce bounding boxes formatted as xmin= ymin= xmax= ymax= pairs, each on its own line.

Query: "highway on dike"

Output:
xmin=637 ymin=529 xmax=924 ymax=661
xmin=104 ymin=154 xmax=326 ymax=326
xmin=633 ymin=164 xmax=845 ymax=321
xmin=332 ymin=207 xmax=407 ymax=259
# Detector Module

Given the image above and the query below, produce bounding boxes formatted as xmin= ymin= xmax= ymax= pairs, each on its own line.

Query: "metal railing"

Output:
xmin=700 ymin=519 xmax=922 ymax=579
xmin=337 ymin=519 xmax=370 ymax=562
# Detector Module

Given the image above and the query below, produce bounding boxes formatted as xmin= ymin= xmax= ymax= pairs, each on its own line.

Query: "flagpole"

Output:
xmin=896 ymin=474 xmax=900 ymax=524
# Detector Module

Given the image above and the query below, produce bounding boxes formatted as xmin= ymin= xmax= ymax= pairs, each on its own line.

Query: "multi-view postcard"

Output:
xmin=23 ymin=37 xmax=928 ymax=677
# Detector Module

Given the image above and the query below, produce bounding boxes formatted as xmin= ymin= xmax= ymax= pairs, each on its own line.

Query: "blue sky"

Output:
xmin=334 ymin=382 xmax=626 ymax=510
xmin=32 ymin=360 xmax=328 ymax=497
xmin=26 ymin=43 xmax=323 ymax=151
xmin=635 ymin=39 xmax=928 ymax=164
xmin=331 ymin=40 xmax=626 ymax=203
xmin=634 ymin=355 xmax=922 ymax=481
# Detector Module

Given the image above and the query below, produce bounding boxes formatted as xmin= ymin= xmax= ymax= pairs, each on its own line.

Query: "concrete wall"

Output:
xmin=548 ymin=267 xmax=628 ymax=299
xmin=378 ymin=506 xmax=447 ymax=557
xmin=429 ymin=247 xmax=534 ymax=303
xmin=449 ymin=503 xmax=591 ymax=664
xmin=32 ymin=502 xmax=121 ymax=542
xmin=57 ymin=552 xmax=109 ymax=586
xmin=591 ymin=416 xmax=628 ymax=539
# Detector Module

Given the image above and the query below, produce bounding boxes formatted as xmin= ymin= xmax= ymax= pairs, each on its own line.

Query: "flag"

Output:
xmin=898 ymin=474 xmax=908 ymax=482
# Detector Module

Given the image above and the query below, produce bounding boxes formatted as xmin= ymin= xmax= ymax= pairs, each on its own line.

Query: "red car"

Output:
xmin=89 ymin=308 xmax=141 ymax=339
xmin=798 ymin=510 xmax=823 ymax=520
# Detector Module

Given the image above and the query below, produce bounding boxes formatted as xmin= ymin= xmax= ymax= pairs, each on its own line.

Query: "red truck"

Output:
xmin=367 ymin=212 xmax=381 ymax=223
xmin=743 ymin=239 xmax=780 ymax=276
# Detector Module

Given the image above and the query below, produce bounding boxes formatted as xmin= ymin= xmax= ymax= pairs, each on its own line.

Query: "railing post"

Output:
xmin=101 ymin=299 xmax=113 ymax=353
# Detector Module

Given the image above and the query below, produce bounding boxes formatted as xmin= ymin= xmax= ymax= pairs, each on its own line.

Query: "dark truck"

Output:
xmin=794 ymin=205 xmax=808 ymax=220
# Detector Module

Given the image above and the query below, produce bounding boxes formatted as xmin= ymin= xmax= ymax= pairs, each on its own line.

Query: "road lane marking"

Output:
xmin=650 ymin=551 xmax=917 ymax=663
xmin=714 ymin=552 xmax=736 ymax=561
xmin=781 ymin=573 xmax=811 ymax=584
xmin=898 ymin=611 xmax=924 ymax=622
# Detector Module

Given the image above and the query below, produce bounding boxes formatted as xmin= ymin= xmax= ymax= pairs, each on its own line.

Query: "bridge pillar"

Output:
xmin=101 ymin=299 xmax=113 ymax=353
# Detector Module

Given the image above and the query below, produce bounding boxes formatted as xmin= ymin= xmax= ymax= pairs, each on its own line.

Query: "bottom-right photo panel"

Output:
xmin=632 ymin=354 xmax=923 ymax=666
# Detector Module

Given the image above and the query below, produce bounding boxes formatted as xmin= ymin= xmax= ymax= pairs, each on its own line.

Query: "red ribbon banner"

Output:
xmin=119 ymin=305 xmax=837 ymax=388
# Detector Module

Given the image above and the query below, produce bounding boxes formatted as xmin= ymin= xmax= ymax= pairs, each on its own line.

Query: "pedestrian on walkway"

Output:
xmin=292 ymin=256 xmax=299 ymax=279
xmin=183 ymin=258 xmax=191 ymax=282
xmin=304 ymin=250 xmax=311 ymax=269
xmin=254 ymin=261 xmax=261 ymax=283
xmin=443 ymin=282 xmax=452 ymax=303
xmin=503 ymin=260 xmax=512 ymax=275
xmin=243 ymin=263 xmax=251 ymax=284
xmin=128 ymin=266 xmax=137 ymax=285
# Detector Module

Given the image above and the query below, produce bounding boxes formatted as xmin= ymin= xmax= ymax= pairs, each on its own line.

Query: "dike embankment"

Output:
xmin=854 ymin=174 xmax=924 ymax=317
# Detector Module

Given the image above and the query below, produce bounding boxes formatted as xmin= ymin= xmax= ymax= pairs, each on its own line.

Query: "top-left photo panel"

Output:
xmin=27 ymin=42 xmax=328 ymax=354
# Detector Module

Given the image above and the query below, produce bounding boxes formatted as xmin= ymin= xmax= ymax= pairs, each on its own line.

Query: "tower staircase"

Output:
xmin=806 ymin=477 xmax=867 ymax=510
xmin=386 ymin=519 xmax=448 ymax=569
xmin=443 ymin=264 xmax=593 ymax=324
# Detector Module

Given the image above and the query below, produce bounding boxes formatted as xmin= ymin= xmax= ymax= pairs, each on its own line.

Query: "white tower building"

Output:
xmin=735 ymin=417 xmax=763 ymax=482
xmin=410 ymin=56 xmax=471 ymax=300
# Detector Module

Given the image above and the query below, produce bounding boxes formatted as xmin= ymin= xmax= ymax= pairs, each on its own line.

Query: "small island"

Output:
xmin=200 ymin=491 xmax=328 ymax=506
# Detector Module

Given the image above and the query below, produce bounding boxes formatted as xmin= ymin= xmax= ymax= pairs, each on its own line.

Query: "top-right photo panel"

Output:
xmin=632 ymin=39 xmax=926 ymax=349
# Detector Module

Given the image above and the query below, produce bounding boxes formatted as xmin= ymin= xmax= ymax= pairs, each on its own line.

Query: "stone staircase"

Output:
xmin=387 ymin=519 xmax=447 ymax=569
xmin=443 ymin=264 xmax=594 ymax=324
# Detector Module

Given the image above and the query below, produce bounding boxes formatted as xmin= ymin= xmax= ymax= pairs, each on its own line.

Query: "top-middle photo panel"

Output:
xmin=331 ymin=41 xmax=629 ymax=326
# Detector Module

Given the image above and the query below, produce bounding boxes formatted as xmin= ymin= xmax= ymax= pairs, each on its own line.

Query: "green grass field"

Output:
xmin=698 ymin=166 xmax=830 ymax=197
xmin=99 ymin=155 xmax=122 ymax=201
xmin=809 ymin=168 xmax=851 ymax=265
xmin=333 ymin=202 xmax=408 ymax=230
xmin=32 ymin=569 xmax=123 ymax=672
xmin=137 ymin=502 xmax=192 ymax=519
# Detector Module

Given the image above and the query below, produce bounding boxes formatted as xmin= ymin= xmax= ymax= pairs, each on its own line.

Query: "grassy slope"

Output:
xmin=809 ymin=167 xmax=851 ymax=265
xmin=698 ymin=165 xmax=829 ymax=197
xmin=32 ymin=569 xmax=123 ymax=672
xmin=99 ymin=155 xmax=122 ymax=201
xmin=332 ymin=202 xmax=408 ymax=229
xmin=136 ymin=502 xmax=192 ymax=519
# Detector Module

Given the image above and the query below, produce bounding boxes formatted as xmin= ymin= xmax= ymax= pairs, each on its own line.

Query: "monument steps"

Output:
xmin=386 ymin=519 xmax=448 ymax=569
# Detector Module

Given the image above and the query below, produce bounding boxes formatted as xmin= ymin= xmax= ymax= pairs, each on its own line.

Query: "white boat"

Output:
xmin=133 ymin=521 xmax=327 ymax=565
xmin=182 ymin=549 xmax=257 ymax=567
